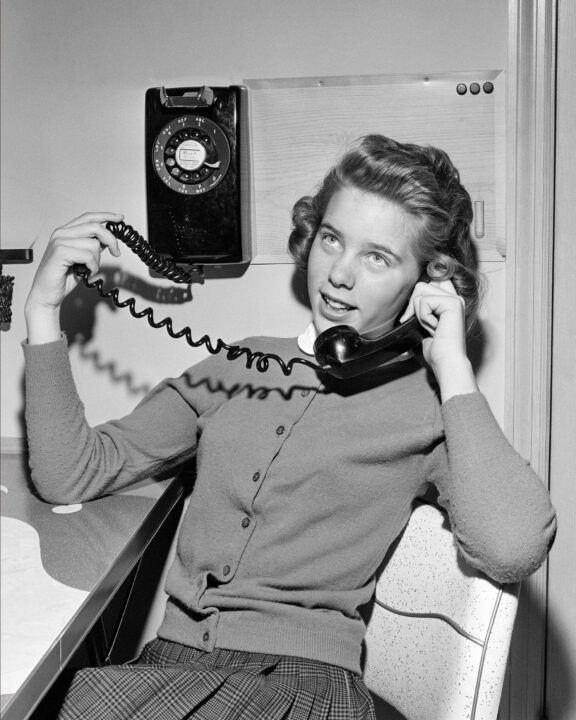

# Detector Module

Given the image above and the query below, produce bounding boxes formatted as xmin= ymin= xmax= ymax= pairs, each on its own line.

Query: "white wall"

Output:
xmin=0 ymin=0 xmax=508 ymax=437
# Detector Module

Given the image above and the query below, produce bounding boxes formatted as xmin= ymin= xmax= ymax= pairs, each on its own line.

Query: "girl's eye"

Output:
xmin=369 ymin=252 xmax=388 ymax=266
xmin=322 ymin=233 xmax=340 ymax=247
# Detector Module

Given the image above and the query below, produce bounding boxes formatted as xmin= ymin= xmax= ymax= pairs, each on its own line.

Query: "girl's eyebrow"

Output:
xmin=319 ymin=221 xmax=341 ymax=236
xmin=365 ymin=240 xmax=402 ymax=263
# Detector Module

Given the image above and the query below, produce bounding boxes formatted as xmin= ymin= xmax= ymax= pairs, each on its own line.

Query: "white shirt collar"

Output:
xmin=297 ymin=322 xmax=318 ymax=356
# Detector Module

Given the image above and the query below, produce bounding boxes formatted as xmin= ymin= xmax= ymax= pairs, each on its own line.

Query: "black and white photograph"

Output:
xmin=1 ymin=2 xmax=573 ymax=719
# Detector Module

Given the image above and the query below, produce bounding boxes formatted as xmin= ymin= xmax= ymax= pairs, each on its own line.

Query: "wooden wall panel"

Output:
xmin=245 ymin=71 xmax=505 ymax=264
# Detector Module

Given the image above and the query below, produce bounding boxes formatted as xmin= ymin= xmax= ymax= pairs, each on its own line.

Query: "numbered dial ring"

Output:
xmin=152 ymin=115 xmax=231 ymax=194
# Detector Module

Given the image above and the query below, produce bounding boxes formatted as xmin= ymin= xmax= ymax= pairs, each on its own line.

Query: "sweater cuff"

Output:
xmin=22 ymin=334 xmax=69 ymax=366
xmin=22 ymin=332 xmax=68 ymax=350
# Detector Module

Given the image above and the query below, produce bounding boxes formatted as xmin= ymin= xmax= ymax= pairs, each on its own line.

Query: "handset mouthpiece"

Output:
xmin=313 ymin=325 xmax=362 ymax=367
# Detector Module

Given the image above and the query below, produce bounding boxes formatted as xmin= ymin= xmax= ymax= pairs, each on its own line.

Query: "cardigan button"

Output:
xmin=241 ymin=517 xmax=251 ymax=528
xmin=276 ymin=425 xmax=285 ymax=436
xmin=223 ymin=565 xmax=231 ymax=576
xmin=252 ymin=471 xmax=261 ymax=482
xmin=202 ymin=631 xmax=210 ymax=642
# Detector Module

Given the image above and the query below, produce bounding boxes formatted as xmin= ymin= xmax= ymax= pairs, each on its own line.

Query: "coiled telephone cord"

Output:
xmin=105 ymin=220 xmax=194 ymax=284
xmin=73 ymin=220 xmax=321 ymax=376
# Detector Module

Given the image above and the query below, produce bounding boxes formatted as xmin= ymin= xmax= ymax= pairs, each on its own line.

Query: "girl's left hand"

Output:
xmin=400 ymin=280 xmax=478 ymax=401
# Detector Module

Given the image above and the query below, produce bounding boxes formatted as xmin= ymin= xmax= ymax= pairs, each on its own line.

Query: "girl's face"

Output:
xmin=307 ymin=186 xmax=422 ymax=337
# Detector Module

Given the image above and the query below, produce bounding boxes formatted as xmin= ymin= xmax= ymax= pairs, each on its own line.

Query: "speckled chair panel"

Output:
xmin=363 ymin=502 xmax=520 ymax=720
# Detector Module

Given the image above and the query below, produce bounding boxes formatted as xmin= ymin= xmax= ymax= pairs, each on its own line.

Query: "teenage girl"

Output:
xmin=23 ymin=135 xmax=556 ymax=719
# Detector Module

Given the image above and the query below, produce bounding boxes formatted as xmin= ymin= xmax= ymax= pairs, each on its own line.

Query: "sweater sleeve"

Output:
xmin=426 ymin=392 xmax=557 ymax=583
xmin=23 ymin=337 xmax=228 ymax=504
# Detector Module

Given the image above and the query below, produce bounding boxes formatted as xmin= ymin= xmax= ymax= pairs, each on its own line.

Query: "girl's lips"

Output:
xmin=319 ymin=292 xmax=357 ymax=320
xmin=321 ymin=292 xmax=356 ymax=310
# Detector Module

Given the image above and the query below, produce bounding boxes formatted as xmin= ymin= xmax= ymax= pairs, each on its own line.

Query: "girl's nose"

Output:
xmin=328 ymin=254 xmax=355 ymax=289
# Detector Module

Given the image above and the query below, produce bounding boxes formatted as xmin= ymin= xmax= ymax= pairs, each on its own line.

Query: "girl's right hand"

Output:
xmin=26 ymin=212 xmax=123 ymax=311
xmin=24 ymin=212 xmax=123 ymax=343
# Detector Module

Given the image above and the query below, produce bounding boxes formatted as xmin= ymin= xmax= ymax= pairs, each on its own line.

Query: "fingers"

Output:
xmin=55 ymin=223 xmax=121 ymax=258
xmin=50 ymin=238 xmax=104 ymax=276
xmin=427 ymin=279 xmax=458 ymax=295
xmin=51 ymin=212 xmax=124 ymax=259
xmin=400 ymin=280 xmax=464 ymax=332
xmin=27 ymin=212 xmax=126 ymax=320
xmin=65 ymin=211 xmax=124 ymax=228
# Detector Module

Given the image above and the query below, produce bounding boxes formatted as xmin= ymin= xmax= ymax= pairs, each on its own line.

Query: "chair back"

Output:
xmin=363 ymin=502 xmax=520 ymax=720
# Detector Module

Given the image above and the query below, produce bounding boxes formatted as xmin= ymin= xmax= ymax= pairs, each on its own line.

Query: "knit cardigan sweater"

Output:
xmin=23 ymin=335 xmax=556 ymax=675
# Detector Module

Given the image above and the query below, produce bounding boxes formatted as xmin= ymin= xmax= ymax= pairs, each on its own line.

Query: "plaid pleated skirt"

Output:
xmin=56 ymin=638 xmax=376 ymax=719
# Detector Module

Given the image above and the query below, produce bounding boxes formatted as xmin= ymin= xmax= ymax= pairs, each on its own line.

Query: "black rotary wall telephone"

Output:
xmin=73 ymin=221 xmax=424 ymax=379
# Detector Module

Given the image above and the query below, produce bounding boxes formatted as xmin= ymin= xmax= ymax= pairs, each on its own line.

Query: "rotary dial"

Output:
xmin=152 ymin=115 xmax=231 ymax=194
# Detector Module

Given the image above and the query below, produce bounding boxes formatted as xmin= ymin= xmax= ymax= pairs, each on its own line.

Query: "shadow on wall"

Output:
xmin=59 ymin=265 xmax=195 ymax=396
xmin=61 ymin=265 xmax=194 ymax=346
xmin=466 ymin=321 xmax=487 ymax=377
xmin=522 ymin=580 xmax=574 ymax=720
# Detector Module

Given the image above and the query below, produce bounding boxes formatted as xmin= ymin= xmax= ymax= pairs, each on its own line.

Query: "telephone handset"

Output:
xmin=313 ymin=316 xmax=424 ymax=379
xmin=73 ymin=221 xmax=424 ymax=378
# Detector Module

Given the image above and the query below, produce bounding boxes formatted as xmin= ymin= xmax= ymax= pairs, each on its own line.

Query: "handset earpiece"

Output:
xmin=314 ymin=315 xmax=424 ymax=379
